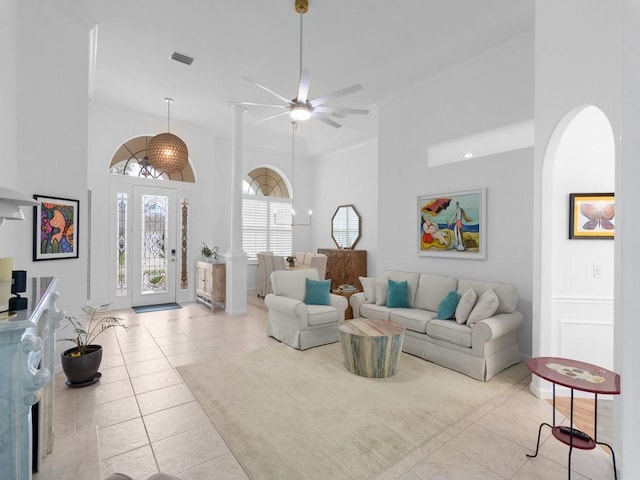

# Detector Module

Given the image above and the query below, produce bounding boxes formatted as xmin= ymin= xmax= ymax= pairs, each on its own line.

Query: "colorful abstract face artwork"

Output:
xmin=33 ymin=195 xmax=79 ymax=260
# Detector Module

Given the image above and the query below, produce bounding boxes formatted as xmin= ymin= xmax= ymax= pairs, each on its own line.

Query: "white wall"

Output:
xmin=0 ymin=0 xmax=18 ymax=255
xmin=619 ymin=2 xmax=640 ymax=477
xmin=311 ymin=140 xmax=378 ymax=275
xmin=11 ymin=1 xmax=91 ymax=315
xmin=533 ymin=0 xmax=622 ymax=363
xmin=534 ymin=0 xmax=634 ymax=475
xmin=551 ymin=106 xmax=615 ymax=369
xmin=88 ymin=104 xmax=210 ymax=307
xmin=88 ymin=105 xmax=311 ymax=303
xmin=376 ymin=36 xmax=535 ymax=356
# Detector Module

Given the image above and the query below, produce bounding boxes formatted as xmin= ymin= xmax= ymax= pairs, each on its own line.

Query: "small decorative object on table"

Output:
xmin=200 ymin=242 xmax=220 ymax=262
xmin=338 ymin=284 xmax=357 ymax=292
xmin=59 ymin=304 xmax=128 ymax=387
xmin=286 ymin=256 xmax=296 ymax=268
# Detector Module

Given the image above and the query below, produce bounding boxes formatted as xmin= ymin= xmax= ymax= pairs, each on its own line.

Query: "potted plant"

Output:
xmin=200 ymin=242 xmax=220 ymax=262
xmin=59 ymin=304 xmax=128 ymax=387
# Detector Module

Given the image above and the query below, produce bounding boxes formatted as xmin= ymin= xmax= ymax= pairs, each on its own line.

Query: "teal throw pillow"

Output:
xmin=386 ymin=279 xmax=410 ymax=308
xmin=438 ymin=291 xmax=461 ymax=319
xmin=303 ymin=278 xmax=331 ymax=305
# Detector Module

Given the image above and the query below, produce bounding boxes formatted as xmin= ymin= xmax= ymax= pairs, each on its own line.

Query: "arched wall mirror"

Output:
xmin=331 ymin=204 xmax=361 ymax=249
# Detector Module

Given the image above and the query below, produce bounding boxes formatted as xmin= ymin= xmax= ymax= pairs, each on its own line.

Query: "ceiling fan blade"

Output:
xmin=254 ymin=110 xmax=291 ymax=124
xmin=242 ymin=76 xmax=293 ymax=106
xmin=314 ymin=106 xmax=370 ymax=115
xmin=297 ymin=68 xmax=312 ymax=103
xmin=309 ymin=84 xmax=363 ymax=108
xmin=312 ymin=112 xmax=342 ymax=129
xmin=236 ymin=101 xmax=288 ymax=109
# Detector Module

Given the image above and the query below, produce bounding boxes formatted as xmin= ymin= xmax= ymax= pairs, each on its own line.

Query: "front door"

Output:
xmin=131 ymin=185 xmax=177 ymax=306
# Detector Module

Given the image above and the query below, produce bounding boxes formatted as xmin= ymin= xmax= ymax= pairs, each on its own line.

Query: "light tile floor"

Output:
xmin=37 ymin=301 xmax=617 ymax=480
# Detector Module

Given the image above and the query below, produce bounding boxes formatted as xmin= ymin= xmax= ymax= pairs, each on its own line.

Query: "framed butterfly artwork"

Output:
xmin=569 ymin=193 xmax=614 ymax=239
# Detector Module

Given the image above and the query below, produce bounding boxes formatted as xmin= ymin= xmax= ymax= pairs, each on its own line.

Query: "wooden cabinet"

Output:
xmin=317 ymin=248 xmax=367 ymax=291
xmin=196 ymin=261 xmax=226 ymax=311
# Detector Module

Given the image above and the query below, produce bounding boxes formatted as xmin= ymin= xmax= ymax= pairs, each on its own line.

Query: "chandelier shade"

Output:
xmin=147 ymin=133 xmax=189 ymax=173
xmin=148 ymin=97 xmax=189 ymax=173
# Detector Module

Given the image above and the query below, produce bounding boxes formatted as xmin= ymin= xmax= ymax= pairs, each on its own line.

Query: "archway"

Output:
xmin=537 ymin=105 xmax=615 ymax=392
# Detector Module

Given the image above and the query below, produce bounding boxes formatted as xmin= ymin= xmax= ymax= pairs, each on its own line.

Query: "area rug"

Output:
xmin=177 ymin=343 xmax=525 ymax=480
xmin=131 ymin=302 xmax=182 ymax=314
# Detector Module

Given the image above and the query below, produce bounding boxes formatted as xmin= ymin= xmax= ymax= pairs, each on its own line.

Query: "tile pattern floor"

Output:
xmin=37 ymin=300 xmax=617 ymax=479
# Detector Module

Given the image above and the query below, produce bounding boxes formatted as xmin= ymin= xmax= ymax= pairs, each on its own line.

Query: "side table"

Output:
xmin=338 ymin=318 xmax=405 ymax=377
xmin=332 ymin=289 xmax=358 ymax=320
xmin=526 ymin=357 xmax=620 ymax=480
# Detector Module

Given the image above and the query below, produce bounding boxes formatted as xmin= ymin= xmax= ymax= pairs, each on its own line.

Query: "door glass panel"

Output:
xmin=141 ymin=194 xmax=169 ymax=294
xmin=116 ymin=192 xmax=128 ymax=296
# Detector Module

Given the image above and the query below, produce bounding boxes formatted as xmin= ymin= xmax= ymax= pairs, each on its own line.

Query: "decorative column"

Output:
xmin=224 ymin=104 xmax=248 ymax=315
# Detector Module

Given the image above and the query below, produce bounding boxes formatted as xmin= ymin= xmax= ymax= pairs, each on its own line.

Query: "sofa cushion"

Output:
xmin=390 ymin=308 xmax=437 ymax=334
xmin=455 ymin=288 xmax=477 ymax=324
xmin=383 ymin=271 xmax=420 ymax=307
xmin=437 ymin=291 xmax=461 ymax=319
xmin=467 ymin=288 xmax=499 ymax=324
xmin=457 ymin=278 xmax=518 ymax=314
xmin=359 ymin=276 xmax=377 ymax=304
xmin=374 ymin=278 xmax=388 ymax=306
xmin=414 ymin=274 xmax=458 ymax=312
xmin=306 ymin=304 xmax=340 ymax=326
xmin=360 ymin=303 xmax=394 ymax=321
xmin=304 ymin=278 xmax=330 ymax=305
xmin=426 ymin=319 xmax=472 ymax=348
xmin=387 ymin=280 xmax=410 ymax=308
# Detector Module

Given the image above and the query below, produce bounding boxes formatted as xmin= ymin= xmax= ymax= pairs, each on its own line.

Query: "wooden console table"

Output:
xmin=526 ymin=357 xmax=620 ymax=480
xmin=195 ymin=261 xmax=226 ymax=312
xmin=0 ymin=277 xmax=63 ymax=480
xmin=317 ymin=248 xmax=366 ymax=291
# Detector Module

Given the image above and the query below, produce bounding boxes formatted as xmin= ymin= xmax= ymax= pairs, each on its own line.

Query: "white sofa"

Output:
xmin=349 ymin=271 xmax=523 ymax=381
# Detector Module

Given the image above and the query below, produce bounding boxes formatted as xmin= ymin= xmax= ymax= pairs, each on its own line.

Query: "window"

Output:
xmin=242 ymin=168 xmax=292 ymax=260
xmin=109 ymin=135 xmax=195 ymax=183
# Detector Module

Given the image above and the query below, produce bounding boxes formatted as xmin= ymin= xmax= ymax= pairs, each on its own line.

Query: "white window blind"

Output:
xmin=242 ymin=196 xmax=292 ymax=260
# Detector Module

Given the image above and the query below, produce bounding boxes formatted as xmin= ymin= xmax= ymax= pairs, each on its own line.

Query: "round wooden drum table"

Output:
xmin=338 ymin=318 xmax=405 ymax=378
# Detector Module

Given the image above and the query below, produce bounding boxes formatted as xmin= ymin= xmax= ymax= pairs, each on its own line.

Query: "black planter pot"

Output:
xmin=61 ymin=344 xmax=103 ymax=386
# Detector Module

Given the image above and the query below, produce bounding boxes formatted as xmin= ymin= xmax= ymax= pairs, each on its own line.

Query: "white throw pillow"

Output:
xmin=375 ymin=278 xmax=388 ymax=306
xmin=359 ymin=276 xmax=377 ymax=304
xmin=467 ymin=288 xmax=499 ymax=324
xmin=455 ymin=289 xmax=477 ymax=324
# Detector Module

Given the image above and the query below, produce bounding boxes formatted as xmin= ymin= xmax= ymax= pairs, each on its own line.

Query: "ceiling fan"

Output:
xmin=240 ymin=0 xmax=369 ymax=129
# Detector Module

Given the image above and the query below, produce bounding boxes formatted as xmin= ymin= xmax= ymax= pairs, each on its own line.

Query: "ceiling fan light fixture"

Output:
xmin=290 ymin=105 xmax=311 ymax=121
xmin=148 ymin=98 xmax=189 ymax=173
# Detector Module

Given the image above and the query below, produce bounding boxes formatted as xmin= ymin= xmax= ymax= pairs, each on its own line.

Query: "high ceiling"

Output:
xmin=79 ymin=0 xmax=534 ymax=157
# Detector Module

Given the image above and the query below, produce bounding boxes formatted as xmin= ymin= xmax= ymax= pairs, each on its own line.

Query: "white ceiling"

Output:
xmin=79 ymin=0 xmax=534 ymax=157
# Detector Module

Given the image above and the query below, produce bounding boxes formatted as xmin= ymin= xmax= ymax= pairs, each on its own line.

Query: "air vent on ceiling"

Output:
xmin=170 ymin=51 xmax=194 ymax=66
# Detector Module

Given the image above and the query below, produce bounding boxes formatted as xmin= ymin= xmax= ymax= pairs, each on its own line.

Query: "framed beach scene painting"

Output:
xmin=418 ymin=188 xmax=486 ymax=259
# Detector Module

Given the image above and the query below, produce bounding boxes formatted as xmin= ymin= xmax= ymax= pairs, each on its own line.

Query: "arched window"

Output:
xmin=109 ymin=135 xmax=195 ymax=182
xmin=242 ymin=167 xmax=292 ymax=260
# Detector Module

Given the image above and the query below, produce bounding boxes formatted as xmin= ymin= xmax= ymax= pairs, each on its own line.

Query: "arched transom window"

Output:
xmin=109 ymin=135 xmax=195 ymax=183
xmin=242 ymin=167 xmax=292 ymax=259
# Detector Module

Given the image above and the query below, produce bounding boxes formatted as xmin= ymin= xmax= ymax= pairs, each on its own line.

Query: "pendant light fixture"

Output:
xmin=147 ymin=97 xmax=189 ymax=174
xmin=290 ymin=121 xmax=312 ymax=226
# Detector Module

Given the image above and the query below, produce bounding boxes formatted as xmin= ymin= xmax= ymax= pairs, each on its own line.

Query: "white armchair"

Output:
xmin=265 ymin=269 xmax=348 ymax=350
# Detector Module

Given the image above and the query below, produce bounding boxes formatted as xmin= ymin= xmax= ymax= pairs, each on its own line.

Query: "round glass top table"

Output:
xmin=526 ymin=357 xmax=620 ymax=480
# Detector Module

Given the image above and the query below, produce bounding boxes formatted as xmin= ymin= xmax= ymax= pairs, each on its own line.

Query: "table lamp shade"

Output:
xmin=0 ymin=257 xmax=14 ymax=312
